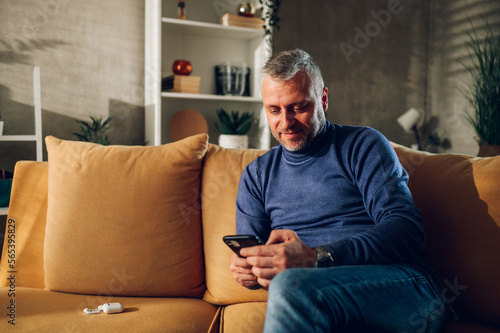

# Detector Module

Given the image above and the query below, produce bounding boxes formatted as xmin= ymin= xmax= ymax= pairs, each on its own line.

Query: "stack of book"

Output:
xmin=220 ymin=13 xmax=263 ymax=30
xmin=162 ymin=75 xmax=201 ymax=94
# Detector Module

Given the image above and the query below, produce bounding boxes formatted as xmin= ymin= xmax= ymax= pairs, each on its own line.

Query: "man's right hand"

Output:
xmin=230 ymin=253 xmax=261 ymax=289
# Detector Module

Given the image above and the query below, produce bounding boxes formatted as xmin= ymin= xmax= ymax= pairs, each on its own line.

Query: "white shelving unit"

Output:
xmin=0 ymin=67 xmax=43 ymax=216
xmin=145 ymin=0 xmax=271 ymax=149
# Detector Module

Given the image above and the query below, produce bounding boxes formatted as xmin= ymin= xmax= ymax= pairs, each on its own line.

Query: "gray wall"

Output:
xmin=1 ymin=0 xmax=497 ymax=173
xmin=274 ymin=0 xmax=500 ymax=155
xmin=428 ymin=0 xmax=500 ymax=156
xmin=0 ymin=0 xmax=145 ymax=171
xmin=274 ymin=0 xmax=431 ymax=147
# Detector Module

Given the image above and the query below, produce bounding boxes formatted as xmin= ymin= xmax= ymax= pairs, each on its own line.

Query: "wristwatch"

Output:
xmin=313 ymin=246 xmax=334 ymax=268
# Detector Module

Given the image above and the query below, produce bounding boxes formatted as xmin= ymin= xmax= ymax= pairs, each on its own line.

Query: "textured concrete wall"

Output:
xmin=274 ymin=0 xmax=431 ymax=147
xmin=428 ymin=0 xmax=500 ymax=156
xmin=274 ymin=0 xmax=500 ymax=154
xmin=0 ymin=0 xmax=144 ymax=171
xmin=1 ymin=0 xmax=496 ymax=173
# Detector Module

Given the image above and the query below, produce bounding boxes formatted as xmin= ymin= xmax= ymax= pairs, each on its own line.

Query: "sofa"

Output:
xmin=0 ymin=133 xmax=499 ymax=332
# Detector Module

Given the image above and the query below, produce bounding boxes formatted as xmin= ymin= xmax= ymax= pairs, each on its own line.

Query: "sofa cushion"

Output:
xmin=201 ymin=144 xmax=269 ymax=305
xmin=44 ymin=135 xmax=208 ymax=297
xmin=0 ymin=287 xmax=220 ymax=332
xmin=392 ymin=143 xmax=500 ymax=327
xmin=221 ymin=302 xmax=267 ymax=333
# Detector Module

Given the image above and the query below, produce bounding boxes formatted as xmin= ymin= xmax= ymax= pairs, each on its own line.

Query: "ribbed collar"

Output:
xmin=281 ymin=120 xmax=333 ymax=164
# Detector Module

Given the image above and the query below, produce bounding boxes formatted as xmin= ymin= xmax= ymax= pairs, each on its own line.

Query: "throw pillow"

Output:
xmin=44 ymin=134 xmax=208 ymax=297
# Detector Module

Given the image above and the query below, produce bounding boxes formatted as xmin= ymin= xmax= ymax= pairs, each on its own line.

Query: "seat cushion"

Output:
xmin=392 ymin=143 xmax=500 ymax=327
xmin=44 ymin=134 xmax=208 ymax=297
xmin=201 ymin=144 xmax=269 ymax=305
xmin=221 ymin=302 xmax=267 ymax=333
xmin=0 ymin=287 xmax=219 ymax=332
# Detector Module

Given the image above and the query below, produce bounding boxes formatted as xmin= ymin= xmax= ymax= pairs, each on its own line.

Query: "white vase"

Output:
xmin=218 ymin=134 xmax=249 ymax=149
xmin=0 ymin=121 xmax=3 ymax=136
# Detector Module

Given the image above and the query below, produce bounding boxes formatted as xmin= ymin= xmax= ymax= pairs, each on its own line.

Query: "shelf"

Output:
xmin=146 ymin=0 xmax=271 ymax=148
xmin=161 ymin=92 xmax=262 ymax=102
xmin=0 ymin=207 xmax=8 ymax=215
xmin=162 ymin=17 xmax=264 ymax=40
xmin=0 ymin=135 xmax=37 ymax=141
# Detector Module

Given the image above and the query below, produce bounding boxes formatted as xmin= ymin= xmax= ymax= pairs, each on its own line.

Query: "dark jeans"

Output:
xmin=264 ymin=263 xmax=450 ymax=333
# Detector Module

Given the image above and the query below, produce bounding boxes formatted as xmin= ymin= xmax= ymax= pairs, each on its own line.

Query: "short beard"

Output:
xmin=275 ymin=117 xmax=325 ymax=152
xmin=274 ymin=131 xmax=310 ymax=152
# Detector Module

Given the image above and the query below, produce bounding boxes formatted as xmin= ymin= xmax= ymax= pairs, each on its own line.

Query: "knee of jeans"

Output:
xmin=269 ymin=269 xmax=312 ymax=296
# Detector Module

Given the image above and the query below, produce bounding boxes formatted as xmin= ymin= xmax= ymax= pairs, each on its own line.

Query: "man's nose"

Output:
xmin=280 ymin=110 xmax=296 ymax=128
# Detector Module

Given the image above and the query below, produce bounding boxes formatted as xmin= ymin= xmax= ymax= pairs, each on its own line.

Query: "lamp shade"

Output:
xmin=397 ymin=108 xmax=422 ymax=133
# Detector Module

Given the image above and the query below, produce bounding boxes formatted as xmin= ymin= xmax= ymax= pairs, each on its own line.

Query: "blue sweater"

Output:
xmin=236 ymin=121 xmax=427 ymax=266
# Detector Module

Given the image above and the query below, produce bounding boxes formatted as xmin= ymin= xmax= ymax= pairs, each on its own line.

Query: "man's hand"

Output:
xmin=238 ymin=229 xmax=316 ymax=288
xmin=230 ymin=253 xmax=261 ymax=289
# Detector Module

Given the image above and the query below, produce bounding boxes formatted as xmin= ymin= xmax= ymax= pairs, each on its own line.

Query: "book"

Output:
xmin=162 ymin=75 xmax=201 ymax=94
xmin=220 ymin=13 xmax=264 ymax=30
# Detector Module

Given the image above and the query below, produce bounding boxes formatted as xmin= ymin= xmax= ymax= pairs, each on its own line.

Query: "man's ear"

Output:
xmin=322 ymin=87 xmax=328 ymax=112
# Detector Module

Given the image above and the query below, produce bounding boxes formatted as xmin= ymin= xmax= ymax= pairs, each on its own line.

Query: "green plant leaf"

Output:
xmin=460 ymin=17 xmax=500 ymax=145
xmin=215 ymin=108 xmax=254 ymax=135
xmin=73 ymin=115 xmax=113 ymax=145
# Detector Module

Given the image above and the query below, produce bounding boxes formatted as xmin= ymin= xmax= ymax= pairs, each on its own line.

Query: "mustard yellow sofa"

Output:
xmin=0 ymin=133 xmax=499 ymax=332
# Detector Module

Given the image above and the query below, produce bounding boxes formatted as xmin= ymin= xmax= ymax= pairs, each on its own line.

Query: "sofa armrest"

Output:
xmin=0 ymin=161 xmax=48 ymax=288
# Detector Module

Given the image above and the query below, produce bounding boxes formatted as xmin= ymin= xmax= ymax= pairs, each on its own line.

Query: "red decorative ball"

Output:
xmin=172 ymin=60 xmax=192 ymax=75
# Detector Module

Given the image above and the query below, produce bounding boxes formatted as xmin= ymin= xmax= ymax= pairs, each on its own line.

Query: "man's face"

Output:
xmin=262 ymin=72 xmax=328 ymax=151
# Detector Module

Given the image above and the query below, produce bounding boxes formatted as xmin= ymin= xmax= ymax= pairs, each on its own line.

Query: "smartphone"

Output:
xmin=223 ymin=234 xmax=264 ymax=258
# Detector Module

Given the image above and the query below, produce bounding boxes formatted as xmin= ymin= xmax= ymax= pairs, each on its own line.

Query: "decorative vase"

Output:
xmin=478 ymin=144 xmax=500 ymax=157
xmin=172 ymin=60 xmax=192 ymax=75
xmin=218 ymin=134 xmax=249 ymax=149
xmin=0 ymin=121 xmax=3 ymax=136
xmin=237 ymin=3 xmax=256 ymax=17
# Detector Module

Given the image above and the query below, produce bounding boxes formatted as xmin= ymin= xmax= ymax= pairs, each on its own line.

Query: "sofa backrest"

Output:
xmin=392 ymin=143 xmax=500 ymax=327
xmin=0 ymin=161 xmax=48 ymax=288
xmin=201 ymin=144 xmax=268 ymax=305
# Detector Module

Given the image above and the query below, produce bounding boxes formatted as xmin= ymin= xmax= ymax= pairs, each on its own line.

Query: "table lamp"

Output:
xmin=397 ymin=108 xmax=423 ymax=150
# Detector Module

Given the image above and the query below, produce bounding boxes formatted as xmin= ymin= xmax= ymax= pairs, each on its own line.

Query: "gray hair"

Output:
xmin=261 ymin=49 xmax=324 ymax=96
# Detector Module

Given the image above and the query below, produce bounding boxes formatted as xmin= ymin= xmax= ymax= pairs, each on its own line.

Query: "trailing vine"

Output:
xmin=258 ymin=0 xmax=282 ymax=50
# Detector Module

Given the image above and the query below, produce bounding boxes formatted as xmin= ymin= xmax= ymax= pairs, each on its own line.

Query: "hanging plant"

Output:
xmin=258 ymin=0 xmax=282 ymax=50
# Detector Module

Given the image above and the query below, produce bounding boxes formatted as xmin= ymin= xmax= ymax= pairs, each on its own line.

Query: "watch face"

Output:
xmin=317 ymin=256 xmax=334 ymax=268
xmin=314 ymin=247 xmax=334 ymax=268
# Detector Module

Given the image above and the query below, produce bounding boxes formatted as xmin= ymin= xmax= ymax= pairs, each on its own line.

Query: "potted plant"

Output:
xmin=73 ymin=115 xmax=112 ymax=145
xmin=216 ymin=108 xmax=254 ymax=149
xmin=461 ymin=19 xmax=500 ymax=157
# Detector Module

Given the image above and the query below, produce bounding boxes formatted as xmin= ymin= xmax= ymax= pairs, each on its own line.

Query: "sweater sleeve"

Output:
xmin=325 ymin=128 xmax=426 ymax=266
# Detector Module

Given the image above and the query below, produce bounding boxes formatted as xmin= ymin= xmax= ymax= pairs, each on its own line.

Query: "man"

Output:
xmin=230 ymin=49 xmax=449 ymax=332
